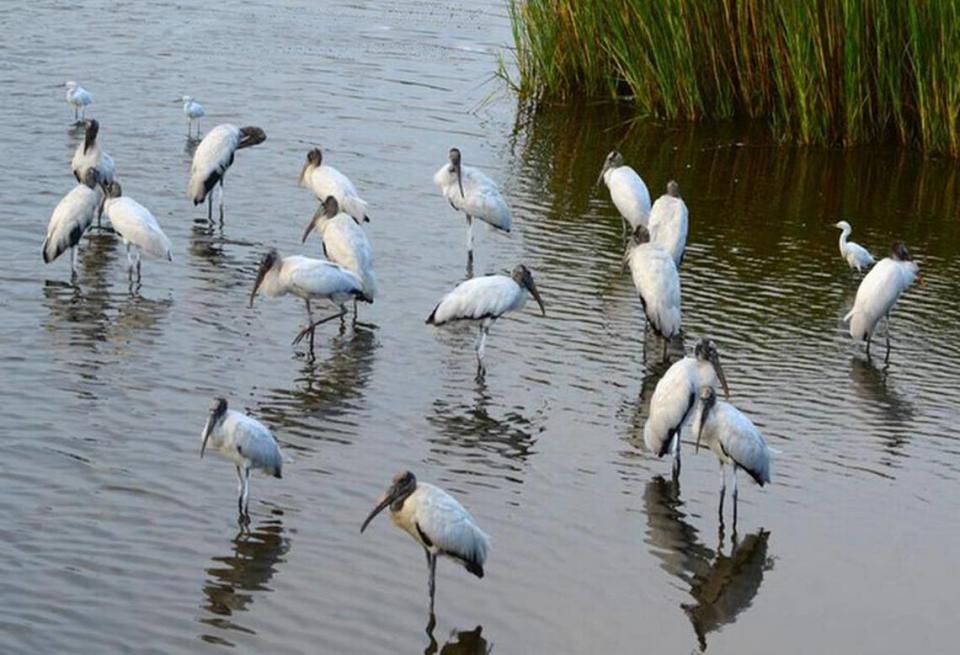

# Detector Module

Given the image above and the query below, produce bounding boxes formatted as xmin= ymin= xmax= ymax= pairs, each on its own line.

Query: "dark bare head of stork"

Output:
xmin=630 ymin=224 xmax=651 ymax=247
xmin=83 ymin=118 xmax=99 ymax=154
xmin=695 ymin=386 xmax=717 ymax=454
xmin=361 ymin=470 xmax=418 ymax=533
xmin=249 ymin=249 xmax=280 ymax=307
xmin=694 ymin=338 xmax=730 ymax=398
xmin=200 ymin=397 xmax=228 ymax=458
xmin=299 ymin=147 xmax=323 ymax=184
xmin=237 ymin=126 xmax=266 ymax=149
xmin=511 ymin=264 xmax=546 ymax=316
xmin=891 ymin=242 xmax=912 ymax=262
xmin=667 ymin=180 xmax=680 ymax=197
xmin=448 ymin=147 xmax=464 ymax=198
xmin=597 ymin=149 xmax=624 ymax=186
xmin=103 ymin=180 xmax=122 ymax=198
xmin=81 ymin=168 xmax=100 ymax=189
xmin=301 ymin=196 xmax=340 ymax=243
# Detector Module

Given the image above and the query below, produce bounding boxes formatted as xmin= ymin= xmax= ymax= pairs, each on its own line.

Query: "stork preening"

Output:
xmin=844 ymin=242 xmax=921 ymax=364
xmin=41 ymin=169 xmax=100 ymax=282
xmin=65 ymin=81 xmax=92 ymax=121
xmin=248 ymin=249 xmax=367 ymax=355
xmin=643 ymin=338 xmax=730 ymax=478
xmin=597 ymin=150 xmax=651 ymax=236
xmin=181 ymin=96 xmax=205 ymax=139
xmin=624 ymin=225 xmax=682 ymax=359
xmin=200 ymin=397 xmax=283 ymax=523
xmin=188 ymin=124 xmax=266 ymax=221
xmin=834 ymin=221 xmax=875 ymax=272
xmin=360 ymin=471 xmax=490 ymax=618
xmin=693 ymin=386 xmax=772 ymax=526
xmin=647 ymin=180 xmax=688 ymax=267
xmin=102 ymin=181 xmax=173 ymax=283
xmin=433 ymin=147 xmax=511 ymax=275
xmin=71 ymin=119 xmax=116 ymax=228
xmin=301 ymin=196 xmax=377 ymax=321
xmin=299 ymin=147 xmax=370 ymax=224
xmin=426 ymin=264 xmax=545 ymax=382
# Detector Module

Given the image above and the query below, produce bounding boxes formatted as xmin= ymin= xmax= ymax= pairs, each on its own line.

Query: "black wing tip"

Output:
xmin=363 ymin=214 xmax=371 ymax=223
xmin=465 ymin=560 xmax=484 ymax=578
xmin=426 ymin=305 xmax=439 ymax=325
xmin=274 ymin=470 xmax=283 ymax=479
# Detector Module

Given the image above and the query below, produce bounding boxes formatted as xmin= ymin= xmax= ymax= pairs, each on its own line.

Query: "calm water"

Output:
xmin=2 ymin=1 xmax=960 ymax=653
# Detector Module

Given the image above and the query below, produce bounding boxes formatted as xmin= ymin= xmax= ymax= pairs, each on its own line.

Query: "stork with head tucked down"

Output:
xmin=102 ymin=181 xmax=173 ymax=284
xmin=597 ymin=150 xmax=651 ymax=236
xmin=647 ymin=180 xmax=688 ymax=267
xmin=42 ymin=169 xmax=100 ymax=283
xmin=299 ymin=147 xmax=370 ymax=224
xmin=188 ymin=123 xmax=266 ymax=221
xmin=624 ymin=224 xmax=682 ymax=359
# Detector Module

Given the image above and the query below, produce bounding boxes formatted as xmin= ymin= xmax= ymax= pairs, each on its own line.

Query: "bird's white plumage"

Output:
xmin=72 ymin=141 xmax=115 ymax=186
xmin=188 ymin=124 xmax=240 ymax=204
xmin=648 ymin=194 xmax=688 ymax=266
xmin=205 ymin=409 xmax=283 ymax=475
xmin=182 ymin=96 xmax=205 ymax=120
xmin=428 ymin=275 xmax=526 ymax=325
xmin=42 ymin=183 xmax=99 ymax=263
xmin=835 ymin=221 xmax=875 ymax=271
xmin=844 ymin=256 xmax=918 ymax=341
xmin=302 ymin=163 xmax=369 ymax=224
xmin=258 ymin=255 xmax=363 ymax=303
xmin=627 ymin=242 xmax=682 ymax=338
xmin=308 ymin=212 xmax=377 ymax=301
xmin=434 ymin=163 xmax=511 ymax=232
xmin=692 ymin=399 xmax=772 ymax=485
xmin=65 ymin=82 xmax=92 ymax=110
xmin=643 ymin=357 xmax=721 ymax=457
xmin=103 ymin=196 xmax=173 ymax=260
xmin=603 ymin=166 xmax=650 ymax=229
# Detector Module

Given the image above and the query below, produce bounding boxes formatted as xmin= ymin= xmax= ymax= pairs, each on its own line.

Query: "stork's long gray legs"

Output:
xmin=475 ymin=321 xmax=490 ymax=383
xmin=718 ymin=463 xmax=726 ymax=521
xmin=884 ymin=312 xmax=892 ymax=364
xmin=70 ymin=247 xmax=79 ymax=285
xmin=293 ymin=306 xmax=349 ymax=355
xmin=218 ymin=178 xmax=225 ymax=221
xmin=465 ymin=215 xmax=474 ymax=278
xmin=731 ymin=465 xmax=739 ymax=528
xmin=427 ymin=551 xmax=437 ymax=615
xmin=671 ymin=431 xmax=682 ymax=482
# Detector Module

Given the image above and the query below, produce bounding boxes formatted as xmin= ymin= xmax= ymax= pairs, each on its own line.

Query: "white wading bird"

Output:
xmin=648 ymin=180 xmax=688 ymax=267
xmin=65 ymin=81 xmax=92 ymax=121
xmin=426 ymin=264 xmax=545 ymax=382
xmin=693 ymin=386 xmax=772 ymax=526
xmin=71 ymin=119 xmax=116 ymax=227
xmin=625 ymin=225 xmax=682 ymax=358
xmin=248 ymin=249 xmax=367 ymax=354
xmin=299 ymin=147 xmax=370 ymax=224
xmin=361 ymin=471 xmax=490 ymax=617
xmin=188 ymin=124 xmax=266 ymax=221
xmin=181 ymin=96 xmax=205 ymax=139
xmin=102 ymin=181 xmax=173 ymax=283
xmin=834 ymin=220 xmax=875 ymax=272
xmin=200 ymin=397 xmax=283 ymax=522
xmin=597 ymin=150 xmax=651 ymax=235
xmin=644 ymin=338 xmax=730 ymax=478
xmin=434 ymin=147 xmax=511 ymax=274
xmin=42 ymin=169 xmax=100 ymax=282
xmin=844 ymin=242 xmax=921 ymax=363
xmin=301 ymin=196 xmax=377 ymax=320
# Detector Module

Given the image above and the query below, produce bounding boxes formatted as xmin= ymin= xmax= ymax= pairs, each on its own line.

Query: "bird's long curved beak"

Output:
xmin=526 ymin=277 xmax=546 ymax=316
xmin=695 ymin=392 xmax=716 ymax=455
xmin=249 ymin=274 xmax=265 ymax=308
xmin=360 ymin=490 xmax=397 ymax=533
xmin=455 ymin=161 xmax=464 ymax=198
xmin=298 ymin=161 xmax=311 ymax=186
xmin=712 ymin=355 xmax=730 ymax=398
xmin=596 ymin=163 xmax=609 ymax=188
xmin=301 ymin=210 xmax=320 ymax=243
xmin=200 ymin=416 xmax=214 ymax=458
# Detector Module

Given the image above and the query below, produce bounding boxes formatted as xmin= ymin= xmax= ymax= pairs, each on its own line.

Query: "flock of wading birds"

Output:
xmin=47 ymin=83 xmax=923 ymax=616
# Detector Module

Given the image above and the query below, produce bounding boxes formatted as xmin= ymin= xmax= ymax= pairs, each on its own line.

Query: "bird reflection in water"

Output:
xmin=198 ymin=515 xmax=290 ymax=646
xmin=425 ymin=625 xmax=492 ymax=655
xmin=848 ymin=356 xmax=915 ymax=457
xmin=643 ymin=476 xmax=773 ymax=651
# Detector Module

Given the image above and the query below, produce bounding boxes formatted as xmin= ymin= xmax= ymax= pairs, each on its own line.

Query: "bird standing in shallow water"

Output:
xmin=65 ymin=81 xmax=91 ymax=122
xmin=597 ymin=150 xmax=651 ymax=237
xmin=42 ymin=169 xmax=100 ymax=283
xmin=834 ymin=221 xmax=875 ymax=272
xmin=647 ymin=180 xmax=688 ymax=267
xmin=188 ymin=124 xmax=266 ymax=221
xmin=102 ymin=181 xmax=173 ymax=284
xmin=624 ymin=224 xmax=682 ymax=360
xmin=299 ymin=147 xmax=370 ymax=224
xmin=181 ymin=96 xmax=205 ymax=139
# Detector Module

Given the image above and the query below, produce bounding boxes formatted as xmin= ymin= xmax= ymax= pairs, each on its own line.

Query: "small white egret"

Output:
xmin=833 ymin=220 xmax=875 ymax=272
xmin=301 ymin=196 xmax=377 ymax=320
xmin=644 ymin=338 xmax=730 ymax=477
xmin=41 ymin=169 xmax=100 ymax=282
xmin=597 ymin=150 xmax=651 ymax=235
xmin=426 ymin=264 xmax=545 ymax=382
xmin=299 ymin=147 xmax=370 ymax=224
xmin=433 ymin=147 xmax=511 ymax=274
xmin=844 ymin=242 xmax=921 ymax=363
xmin=648 ymin=180 xmax=688 ymax=267
xmin=624 ymin=225 xmax=682 ymax=358
xmin=188 ymin=124 xmax=266 ymax=221
xmin=200 ymin=397 xmax=283 ymax=522
xmin=65 ymin=81 xmax=92 ymax=121
xmin=693 ymin=386 xmax=772 ymax=526
xmin=181 ymin=96 xmax=206 ymax=139
xmin=102 ymin=181 xmax=173 ymax=283
xmin=360 ymin=471 xmax=490 ymax=617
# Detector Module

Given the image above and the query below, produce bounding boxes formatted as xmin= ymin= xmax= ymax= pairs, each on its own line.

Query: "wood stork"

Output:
xmin=200 ymin=397 xmax=283 ymax=522
xmin=301 ymin=196 xmax=377 ymax=320
xmin=188 ymin=124 xmax=266 ymax=221
xmin=299 ymin=147 xmax=370 ymax=224
xmin=65 ymin=81 xmax=91 ymax=121
xmin=648 ymin=180 xmax=688 ymax=267
xmin=693 ymin=386 xmax=772 ymax=526
xmin=181 ymin=96 xmax=205 ymax=139
xmin=248 ymin=248 xmax=367 ymax=354
xmin=426 ymin=264 xmax=545 ymax=382
xmin=360 ymin=471 xmax=490 ymax=617
xmin=643 ymin=338 xmax=730 ymax=478
xmin=834 ymin=220 xmax=875 ymax=272
xmin=624 ymin=225 xmax=681 ymax=358
xmin=844 ymin=242 xmax=921 ymax=364
xmin=102 ymin=181 xmax=173 ymax=283
xmin=71 ymin=119 xmax=116 ymax=228
xmin=597 ymin=150 xmax=651 ymax=235
xmin=42 ymin=169 xmax=100 ymax=282
xmin=433 ymin=147 xmax=511 ymax=275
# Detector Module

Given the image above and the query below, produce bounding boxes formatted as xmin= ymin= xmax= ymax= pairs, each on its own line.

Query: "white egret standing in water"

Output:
xmin=597 ymin=150 xmax=651 ymax=236
xmin=833 ymin=220 xmax=875 ymax=272
xmin=188 ymin=124 xmax=266 ymax=221
xmin=65 ymin=81 xmax=91 ymax=121
xmin=181 ymin=96 xmax=205 ymax=139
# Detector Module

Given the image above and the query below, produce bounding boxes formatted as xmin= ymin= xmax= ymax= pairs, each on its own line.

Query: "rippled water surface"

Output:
xmin=3 ymin=1 xmax=960 ymax=653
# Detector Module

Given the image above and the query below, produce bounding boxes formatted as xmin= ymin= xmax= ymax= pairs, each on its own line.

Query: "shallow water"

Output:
xmin=2 ymin=1 xmax=960 ymax=653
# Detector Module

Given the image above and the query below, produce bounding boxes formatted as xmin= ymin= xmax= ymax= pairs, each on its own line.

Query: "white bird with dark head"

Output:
xmin=299 ymin=147 xmax=370 ymax=224
xmin=644 ymin=338 xmax=730 ymax=478
xmin=361 ymin=471 xmax=490 ymax=617
xmin=188 ymin=123 xmax=266 ymax=221
xmin=65 ymin=81 xmax=92 ymax=121
xmin=844 ymin=242 xmax=920 ymax=363
xmin=200 ymin=397 xmax=283 ymax=523
xmin=42 ymin=169 xmax=100 ymax=282
xmin=181 ymin=96 xmax=205 ymax=139
xmin=71 ymin=119 xmax=115 ymax=230
xmin=834 ymin=220 xmax=875 ymax=272
xmin=434 ymin=147 xmax=511 ymax=275
xmin=625 ymin=224 xmax=682 ymax=357
xmin=693 ymin=386 xmax=772 ymax=526
xmin=598 ymin=150 xmax=651 ymax=234
xmin=102 ymin=181 xmax=173 ymax=283
xmin=426 ymin=264 xmax=546 ymax=382
xmin=648 ymin=180 xmax=688 ymax=267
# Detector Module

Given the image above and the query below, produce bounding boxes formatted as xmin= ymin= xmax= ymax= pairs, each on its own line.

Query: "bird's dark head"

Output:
xmin=299 ymin=147 xmax=323 ymax=184
xmin=512 ymin=264 xmax=546 ymax=316
xmin=630 ymin=224 xmax=651 ymax=246
xmin=104 ymin=180 xmax=122 ymax=198
xmin=361 ymin=470 xmax=418 ymax=533
xmin=201 ymin=397 xmax=228 ymax=458
xmin=891 ymin=242 xmax=912 ymax=262
xmin=694 ymin=338 xmax=730 ymax=398
xmin=249 ymin=249 xmax=279 ymax=307
xmin=83 ymin=118 xmax=99 ymax=153
xmin=238 ymin=126 xmax=266 ymax=149
xmin=301 ymin=197 xmax=340 ymax=243
xmin=597 ymin=149 xmax=624 ymax=185
xmin=448 ymin=147 xmax=464 ymax=198
xmin=667 ymin=180 xmax=680 ymax=198
xmin=81 ymin=168 xmax=100 ymax=189
xmin=695 ymin=386 xmax=717 ymax=453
